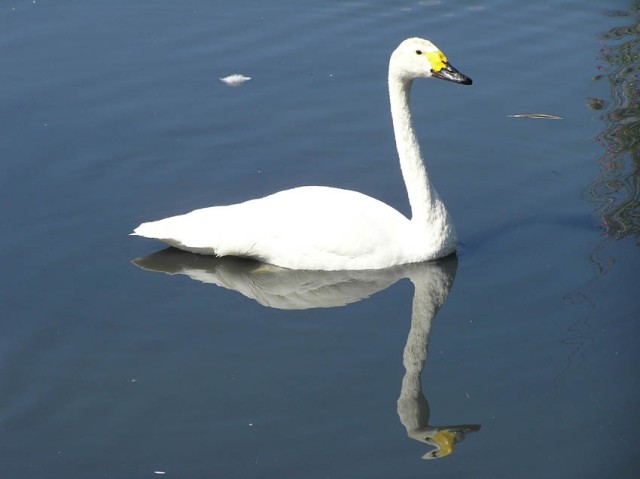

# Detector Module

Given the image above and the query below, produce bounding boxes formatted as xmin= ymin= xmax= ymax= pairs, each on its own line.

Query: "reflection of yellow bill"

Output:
xmin=430 ymin=429 xmax=456 ymax=458
xmin=508 ymin=113 xmax=563 ymax=120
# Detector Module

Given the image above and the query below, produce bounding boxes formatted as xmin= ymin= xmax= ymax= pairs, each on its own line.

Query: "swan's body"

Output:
xmin=132 ymin=38 xmax=472 ymax=271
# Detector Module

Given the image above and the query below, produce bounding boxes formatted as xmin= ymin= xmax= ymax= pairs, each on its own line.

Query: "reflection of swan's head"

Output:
xmin=419 ymin=425 xmax=481 ymax=460
xmin=424 ymin=429 xmax=456 ymax=459
xmin=390 ymin=37 xmax=472 ymax=85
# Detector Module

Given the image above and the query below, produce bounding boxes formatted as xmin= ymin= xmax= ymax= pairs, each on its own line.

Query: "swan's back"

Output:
xmin=133 ymin=186 xmax=415 ymax=270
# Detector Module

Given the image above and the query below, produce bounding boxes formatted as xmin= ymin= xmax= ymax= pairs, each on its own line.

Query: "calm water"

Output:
xmin=1 ymin=1 xmax=638 ymax=478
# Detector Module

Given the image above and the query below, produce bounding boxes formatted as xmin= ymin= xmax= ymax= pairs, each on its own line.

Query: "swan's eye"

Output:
xmin=415 ymin=50 xmax=423 ymax=55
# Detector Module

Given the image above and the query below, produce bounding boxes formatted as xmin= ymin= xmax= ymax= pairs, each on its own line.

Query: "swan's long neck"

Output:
xmin=388 ymin=75 xmax=439 ymax=224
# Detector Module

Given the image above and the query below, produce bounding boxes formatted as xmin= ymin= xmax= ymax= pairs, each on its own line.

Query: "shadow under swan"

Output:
xmin=133 ymin=248 xmax=480 ymax=459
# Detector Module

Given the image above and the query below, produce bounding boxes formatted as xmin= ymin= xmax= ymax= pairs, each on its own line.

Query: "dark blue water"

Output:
xmin=2 ymin=1 xmax=638 ymax=477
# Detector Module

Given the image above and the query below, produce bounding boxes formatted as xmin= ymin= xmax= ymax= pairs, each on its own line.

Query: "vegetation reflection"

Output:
xmin=589 ymin=2 xmax=640 ymax=246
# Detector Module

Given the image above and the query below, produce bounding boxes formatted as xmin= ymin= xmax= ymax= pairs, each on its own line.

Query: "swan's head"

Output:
xmin=390 ymin=37 xmax=472 ymax=85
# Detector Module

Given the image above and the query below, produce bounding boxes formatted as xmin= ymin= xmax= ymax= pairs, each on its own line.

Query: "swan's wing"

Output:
xmin=133 ymin=186 xmax=412 ymax=269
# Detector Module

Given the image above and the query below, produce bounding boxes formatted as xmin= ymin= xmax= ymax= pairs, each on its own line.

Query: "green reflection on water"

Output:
xmin=589 ymin=2 xmax=640 ymax=245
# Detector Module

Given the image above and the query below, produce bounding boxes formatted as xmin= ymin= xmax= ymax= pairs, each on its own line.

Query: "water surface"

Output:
xmin=1 ymin=1 xmax=638 ymax=478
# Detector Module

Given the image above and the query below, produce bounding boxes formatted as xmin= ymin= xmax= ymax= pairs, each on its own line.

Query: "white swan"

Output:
xmin=132 ymin=38 xmax=472 ymax=271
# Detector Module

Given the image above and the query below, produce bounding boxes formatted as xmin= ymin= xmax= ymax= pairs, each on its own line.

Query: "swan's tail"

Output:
xmin=131 ymin=210 xmax=229 ymax=256
xmin=130 ymin=219 xmax=175 ymax=239
xmin=131 ymin=216 xmax=198 ymax=249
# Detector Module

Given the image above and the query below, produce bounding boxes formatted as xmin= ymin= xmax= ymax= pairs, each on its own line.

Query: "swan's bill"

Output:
xmin=421 ymin=48 xmax=472 ymax=85
xmin=432 ymin=62 xmax=472 ymax=85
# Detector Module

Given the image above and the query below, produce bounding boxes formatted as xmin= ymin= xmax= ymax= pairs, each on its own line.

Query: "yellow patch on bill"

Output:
xmin=425 ymin=51 xmax=448 ymax=72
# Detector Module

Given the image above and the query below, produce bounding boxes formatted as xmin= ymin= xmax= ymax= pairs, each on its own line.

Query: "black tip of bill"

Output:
xmin=433 ymin=62 xmax=473 ymax=85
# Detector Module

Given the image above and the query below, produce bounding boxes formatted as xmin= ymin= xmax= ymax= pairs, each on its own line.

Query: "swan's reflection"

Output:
xmin=133 ymin=248 xmax=480 ymax=459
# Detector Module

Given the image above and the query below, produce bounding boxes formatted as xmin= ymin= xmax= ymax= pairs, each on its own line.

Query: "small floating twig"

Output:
xmin=508 ymin=113 xmax=563 ymax=120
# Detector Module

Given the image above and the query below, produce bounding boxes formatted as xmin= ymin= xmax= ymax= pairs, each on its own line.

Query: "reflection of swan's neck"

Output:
xmin=397 ymin=266 xmax=455 ymax=435
xmin=388 ymin=75 xmax=438 ymax=225
xmin=400 ymin=275 xmax=440 ymax=400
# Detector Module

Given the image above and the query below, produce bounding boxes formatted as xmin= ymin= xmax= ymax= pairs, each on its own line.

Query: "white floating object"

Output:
xmin=154 ymin=472 xmax=166 ymax=475
xmin=219 ymin=74 xmax=251 ymax=86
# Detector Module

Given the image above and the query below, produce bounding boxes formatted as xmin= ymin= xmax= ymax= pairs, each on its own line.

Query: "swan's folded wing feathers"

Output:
xmin=133 ymin=186 xmax=412 ymax=269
